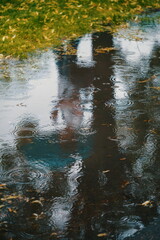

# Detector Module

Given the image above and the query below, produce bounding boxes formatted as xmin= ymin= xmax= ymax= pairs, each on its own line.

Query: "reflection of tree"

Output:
xmin=63 ymin=32 xmax=129 ymax=239
xmin=112 ymin=24 xmax=160 ymax=232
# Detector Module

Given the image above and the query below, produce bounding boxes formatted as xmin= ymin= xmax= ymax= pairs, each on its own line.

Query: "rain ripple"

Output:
xmin=0 ymin=164 xmax=49 ymax=186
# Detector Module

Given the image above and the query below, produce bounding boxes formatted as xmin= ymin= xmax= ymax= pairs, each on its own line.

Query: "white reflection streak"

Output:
xmin=80 ymin=87 xmax=94 ymax=128
xmin=50 ymin=158 xmax=83 ymax=231
xmin=133 ymin=135 xmax=157 ymax=176
xmin=26 ymin=52 xmax=59 ymax=128
xmin=77 ymin=34 xmax=95 ymax=67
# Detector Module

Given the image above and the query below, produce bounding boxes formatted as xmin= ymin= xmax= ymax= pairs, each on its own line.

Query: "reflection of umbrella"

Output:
xmin=19 ymin=133 xmax=93 ymax=169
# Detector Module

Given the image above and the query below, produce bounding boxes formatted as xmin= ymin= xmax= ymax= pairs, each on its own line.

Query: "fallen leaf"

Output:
xmin=102 ymin=170 xmax=110 ymax=173
xmin=141 ymin=200 xmax=153 ymax=207
xmin=0 ymin=183 xmax=7 ymax=189
xmin=144 ymin=119 xmax=152 ymax=123
xmin=16 ymin=102 xmax=27 ymax=107
xmin=0 ymin=205 xmax=5 ymax=209
xmin=138 ymin=75 xmax=156 ymax=83
xmin=1 ymin=195 xmax=22 ymax=201
xmin=8 ymin=208 xmax=17 ymax=213
xmin=119 ymin=158 xmax=127 ymax=161
xmin=121 ymin=181 xmax=130 ymax=188
xmin=50 ymin=232 xmax=58 ymax=236
xmin=32 ymin=212 xmax=45 ymax=220
xmin=31 ymin=200 xmax=43 ymax=206
xmin=150 ymin=129 xmax=158 ymax=135
xmin=32 ymin=213 xmax=39 ymax=219
xmin=97 ymin=233 xmax=108 ymax=237
xmin=108 ymin=136 xmax=118 ymax=141
xmin=95 ymin=47 xmax=116 ymax=53
xmin=43 ymin=34 xmax=51 ymax=40
xmin=149 ymin=87 xmax=160 ymax=90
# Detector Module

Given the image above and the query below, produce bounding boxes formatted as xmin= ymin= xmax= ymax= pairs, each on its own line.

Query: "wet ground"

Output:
xmin=0 ymin=12 xmax=160 ymax=240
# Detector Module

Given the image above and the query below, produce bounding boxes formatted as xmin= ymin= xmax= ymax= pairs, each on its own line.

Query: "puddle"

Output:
xmin=0 ymin=12 xmax=160 ymax=240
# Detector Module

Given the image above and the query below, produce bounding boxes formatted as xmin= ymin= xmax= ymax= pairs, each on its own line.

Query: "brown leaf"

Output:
xmin=121 ymin=181 xmax=130 ymax=188
xmin=144 ymin=119 xmax=152 ymax=122
xmin=95 ymin=47 xmax=116 ymax=53
xmin=8 ymin=208 xmax=17 ymax=213
xmin=0 ymin=183 xmax=7 ymax=189
xmin=138 ymin=75 xmax=156 ymax=83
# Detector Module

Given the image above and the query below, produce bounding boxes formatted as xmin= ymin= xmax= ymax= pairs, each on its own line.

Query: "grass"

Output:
xmin=0 ymin=0 xmax=160 ymax=58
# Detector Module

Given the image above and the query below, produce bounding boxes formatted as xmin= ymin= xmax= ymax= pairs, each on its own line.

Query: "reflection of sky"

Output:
xmin=77 ymin=34 xmax=95 ymax=68
xmin=114 ymin=23 xmax=160 ymax=63
xmin=113 ymin=22 xmax=160 ymax=110
xmin=0 ymin=52 xmax=59 ymax=147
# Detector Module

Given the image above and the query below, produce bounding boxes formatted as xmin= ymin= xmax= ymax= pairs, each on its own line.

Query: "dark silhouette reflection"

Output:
xmin=63 ymin=32 xmax=129 ymax=240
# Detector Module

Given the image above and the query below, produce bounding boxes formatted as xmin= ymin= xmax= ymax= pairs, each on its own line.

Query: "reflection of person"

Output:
xmin=15 ymin=35 xmax=95 ymax=170
xmin=51 ymin=94 xmax=83 ymax=142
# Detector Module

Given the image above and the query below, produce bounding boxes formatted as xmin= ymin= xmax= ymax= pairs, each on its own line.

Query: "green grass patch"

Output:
xmin=0 ymin=0 xmax=160 ymax=58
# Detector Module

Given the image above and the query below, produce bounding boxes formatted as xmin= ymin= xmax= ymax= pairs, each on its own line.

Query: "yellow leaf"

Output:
xmin=97 ymin=233 xmax=108 ymax=237
xmin=107 ymin=17 xmax=112 ymax=22
xmin=141 ymin=200 xmax=153 ymax=207
xmin=138 ymin=76 xmax=155 ymax=83
xmin=149 ymin=87 xmax=160 ymax=90
xmin=31 ymin=200 xmax=43 ymax=206
xmin=2 ymin=36 xmax=6 ymax=41
xmin=43 ymin=34 xmax=51 ymax=40
xmin=0 ymin=183 xmax=6 ymax=188
xmin=50 ymin=232 xmax=58 ymax=236
xmin=1 ymin=195 xmax=22 ymax=201
xmin=95 ymin=47 xmax=116 ymax=53
xmin=8 ymin=208 xmax=17 ymax=213
xmin=0 ymin=205 xmax=5 ymax=209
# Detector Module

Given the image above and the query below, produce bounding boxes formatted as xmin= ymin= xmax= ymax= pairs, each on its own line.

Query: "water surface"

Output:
xmin=0 ymin=13 xmax=160 ymax=240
